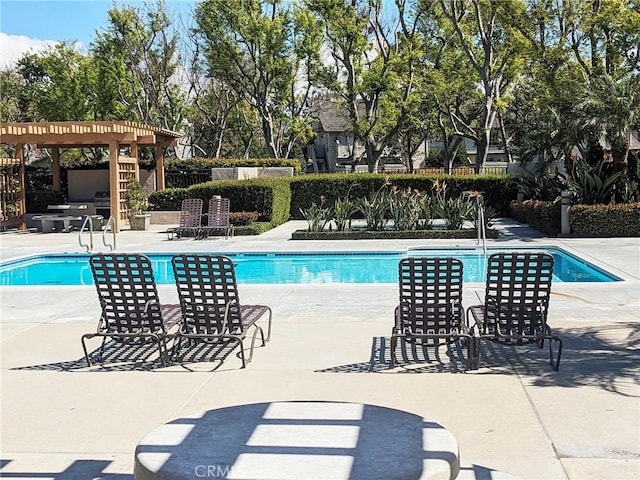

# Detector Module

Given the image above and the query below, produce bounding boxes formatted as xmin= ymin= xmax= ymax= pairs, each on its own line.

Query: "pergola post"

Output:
xmin=131 ymin=142 xmax=139 ymax=181
xmin=17 ymin=143 xmax=26 ymax=230
xmin=109 ymin=141 xmax=121 ymax=233
xmin=51 ymin=147 xmax=61 ymax=192
xmin=157 ymin=145 xmax=165 ymax=190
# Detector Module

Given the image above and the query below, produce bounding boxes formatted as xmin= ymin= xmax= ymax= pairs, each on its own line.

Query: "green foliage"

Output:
xmin=148 ymin=188 xmax=189 ymax=211
xmin=620 ymin=178 xmax=640 ymax=203
xmin=165 ymin=157 xmax=301 ymax=174
xmin=516 ymin=172 xmax=567 ymax=202
xmin=229 ymin=211 xmax=259 ymax=226
xmin=291 ymin=229 xmax=499 ymax=240
xmin=387 ymin=187 xmax=427 ymax=231
xmin=509 ymin=200 xmax=561 ymax=236
xmin=94 ymin=1 xmax=186 ymax=130
xmin=124 ymin=179 xmax=149 ymax=216
xmin=355 ymin=192 xmax=389 ymax=231
xmin=195 ymin=0 xmax=321 ymax=158
xmin=289 ymin=173 xmax=517 ymax=219
xmin=234 ymin=222 xmax=273 ymax=236
xmin=433 ymin=193 xmax=474 ymax=230
xmin=332 ymin=195 xmax=356 ymax=232
xmin=467 ymin=204 xmax=499 ymax=231
xmin=184 ymin=177 xmax=291 ymax=227
xmin=300 ymin=196 xmax=332 ymax=232
xmin=567 ymin=160 xmax=621 ymax=205
xmin=25 ymin=190 xmax=66 ymax=214
xmin=569 ymin=203 xmax=640 ymax=237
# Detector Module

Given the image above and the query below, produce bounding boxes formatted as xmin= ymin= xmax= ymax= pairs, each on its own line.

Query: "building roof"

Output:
xmin=0 ymin=121 xmax=182 ymax=148
xmin=311 ymin=100 xmax=366 ymax=133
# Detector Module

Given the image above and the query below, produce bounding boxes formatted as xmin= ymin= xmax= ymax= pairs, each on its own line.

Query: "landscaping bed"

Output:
xmin=291 ymin=228 xmax=499 ymax=240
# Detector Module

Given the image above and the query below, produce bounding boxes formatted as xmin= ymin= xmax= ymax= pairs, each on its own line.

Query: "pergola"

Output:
xmin=0 ymin=121 xmax=182 ymax=232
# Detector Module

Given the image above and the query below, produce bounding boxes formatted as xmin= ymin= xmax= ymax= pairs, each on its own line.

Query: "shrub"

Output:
xmin=289 ymin=173 xmax=517 ymax=219
xmin=25 ymin=190 xmax=66 ymax=213
xmin=148 ymin=188 xmax=188 ymax=211
xmin=230 ymin=211 xmax=259 ymax=226
xmin=187 ymin=178 xmax=291 ymax=227
xmin=509 ymin=200 xmax=560 ymax=235
xmin=165 ymin=157 xmax=302 ymax=174
xmin=570 ymin=203 xmax=640 ymax=237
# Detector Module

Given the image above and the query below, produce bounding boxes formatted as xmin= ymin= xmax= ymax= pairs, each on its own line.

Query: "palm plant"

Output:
xmin=572 ymin=74 xmax=640 ymax=170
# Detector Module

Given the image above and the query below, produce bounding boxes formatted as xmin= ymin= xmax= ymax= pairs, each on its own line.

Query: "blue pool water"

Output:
xmin=0 ymin=248 xmax=621 ymax=286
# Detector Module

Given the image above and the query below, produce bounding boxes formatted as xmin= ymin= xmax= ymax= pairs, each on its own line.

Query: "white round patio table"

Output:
xmin=134 ymin=401 xmax=459 ymax=480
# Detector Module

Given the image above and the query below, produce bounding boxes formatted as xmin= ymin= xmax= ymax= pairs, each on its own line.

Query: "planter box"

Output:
xmin=129 ymin=214 xmax=151 ymax=231
xmin=291 ymin=229 xmax=499 ymax=240
xmin=150 ymin=211 xmax=181 ymax=225
xmin=211 ymin=166 xmax=294 ymax=180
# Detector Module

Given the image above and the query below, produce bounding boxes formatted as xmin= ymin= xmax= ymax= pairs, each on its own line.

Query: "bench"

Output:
xmin=33 ymin=215 xmax=82 ymax=233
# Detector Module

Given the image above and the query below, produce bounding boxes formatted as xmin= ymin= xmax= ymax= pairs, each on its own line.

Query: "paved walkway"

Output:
xmin=0 ymin=220 xmax=639 ymax=479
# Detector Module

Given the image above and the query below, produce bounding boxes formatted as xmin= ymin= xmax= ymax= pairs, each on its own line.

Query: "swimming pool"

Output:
xmin=0 ymin=247 xmax=621 ymax=286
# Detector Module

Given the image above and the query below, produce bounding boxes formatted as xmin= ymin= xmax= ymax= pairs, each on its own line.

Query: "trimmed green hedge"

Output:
xmin=509 ymin=200 xmax=561 ymax=235
xmin=570 ymin=203 xmax=640 ymax=237
xmin=165 ymin=157 xmax=302 ymax=174
xmin=289 ymin=173 xmax=517 ymax=218
xmin=291 ymin=229 xmax=499 ymax=240
xmin=148 ymin=188 xmax=189 ymax=211
xmin=234 ymin=222 xmax=273 ymax=235
xmin=149 ymin=178 xmax=291 ymax=227
xmin=510 ymin=200 xmax=640 ymax=237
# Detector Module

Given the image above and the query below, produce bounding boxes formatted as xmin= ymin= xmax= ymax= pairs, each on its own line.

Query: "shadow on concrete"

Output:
xmin=316 ymin=337 xmax=472 ymax=374
xmin=524 ymin=323 xmax=640 ymax=396
xmin=317 ymin=324 xmax=640 ymax=396
xmin=10 ymin=338 xmax=238 ymax=373
xmin=134 ymin=401 xmax=458 ymax=480
xmin=0 ymin=459 xmax=132 ymax=480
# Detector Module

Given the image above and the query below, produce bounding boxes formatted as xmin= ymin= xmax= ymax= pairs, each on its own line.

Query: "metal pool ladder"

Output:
xmin=78 ymin=215 xmax=117 ymax=252
xmin=475 ymin=195 xmax=487 ymax=255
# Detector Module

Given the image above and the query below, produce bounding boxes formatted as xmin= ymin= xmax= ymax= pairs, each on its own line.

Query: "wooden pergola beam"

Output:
xmin=0 ymin=121 xmax=182 ymax=233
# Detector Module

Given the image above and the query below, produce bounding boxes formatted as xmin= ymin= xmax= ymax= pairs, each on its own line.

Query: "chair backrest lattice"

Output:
xmin=172 ymin=254 xmax=242 ymax=335
xmin=483 ymin=252 xmax=554 ymax=336
xmin=398 ymin=257 xmax=464 ymax=335
xmin=206 ymin=197 xmax=231 ymax=228
xmin=90 ymin=254 xmax=164 ymax=334
xmin=179 ymin=198 xmax=203 ymax=228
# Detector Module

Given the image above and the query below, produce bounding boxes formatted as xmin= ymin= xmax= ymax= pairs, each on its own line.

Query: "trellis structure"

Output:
xmin=1 ymin=157 xmax=26 ymax=231
xmin=0 ymin=121 xmax=182 ymax=232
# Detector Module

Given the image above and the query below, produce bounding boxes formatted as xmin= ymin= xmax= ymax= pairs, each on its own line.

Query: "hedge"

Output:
xmin=289 ymin=173 xmax=518 ymax=219
xmin=164 ymin=157 xmax=302 ymax=174
xmin=149 ymin=178 xmax=291 ymax=227
xmin=570 ymin=203 xmax=640 ymax=237
xmin=509 ymin=200 xmax=561 ymax=235
xmin=291 ymin=228 xmax=499 ymax=240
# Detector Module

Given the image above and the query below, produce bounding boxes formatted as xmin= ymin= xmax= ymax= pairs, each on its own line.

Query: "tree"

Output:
xmin=195 ymin=0 xmax=322 ymax=159
xmin=92 ymin=0 xmax=187 ymax=132
xmin=16 ymin=42 xmax=95 ymax=122
xmin=427 ymin=0 xmax=529 ymax=172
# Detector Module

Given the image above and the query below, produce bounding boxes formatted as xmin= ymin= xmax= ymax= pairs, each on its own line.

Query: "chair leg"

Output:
xmin=244 ymin=326 xmax=265 ymax=366
xmin=171 ymin=336 xmax=183 ymax=362
xmin=464 ymin=336 xmax=477 ymax=370
xmin=548 ymin=336 xmax=563 ymax=371
xmin=389 ymin=335 xmax=397 ymax=368
xmin=238 ymin=337 xmax=247 ymax=368
xmin=81 ymin=334 xmax=94 ymax=366
xmin=468 ymin=337 xmax=481 ymax=370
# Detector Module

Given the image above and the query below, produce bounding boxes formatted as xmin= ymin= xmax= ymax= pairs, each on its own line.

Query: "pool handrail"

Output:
xmin=102 ymin=216 xmax=116 ymax=251
xmin=78 ymin=216 xmax=94 ymax=252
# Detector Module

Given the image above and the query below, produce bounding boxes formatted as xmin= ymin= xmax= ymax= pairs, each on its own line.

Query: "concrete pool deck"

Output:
xmin=0 ymin=219 xmax=639 ymax=479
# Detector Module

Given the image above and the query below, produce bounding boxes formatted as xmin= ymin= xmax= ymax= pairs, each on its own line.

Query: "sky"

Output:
xmin=0 ymin=0 xmax=198 ymax=67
